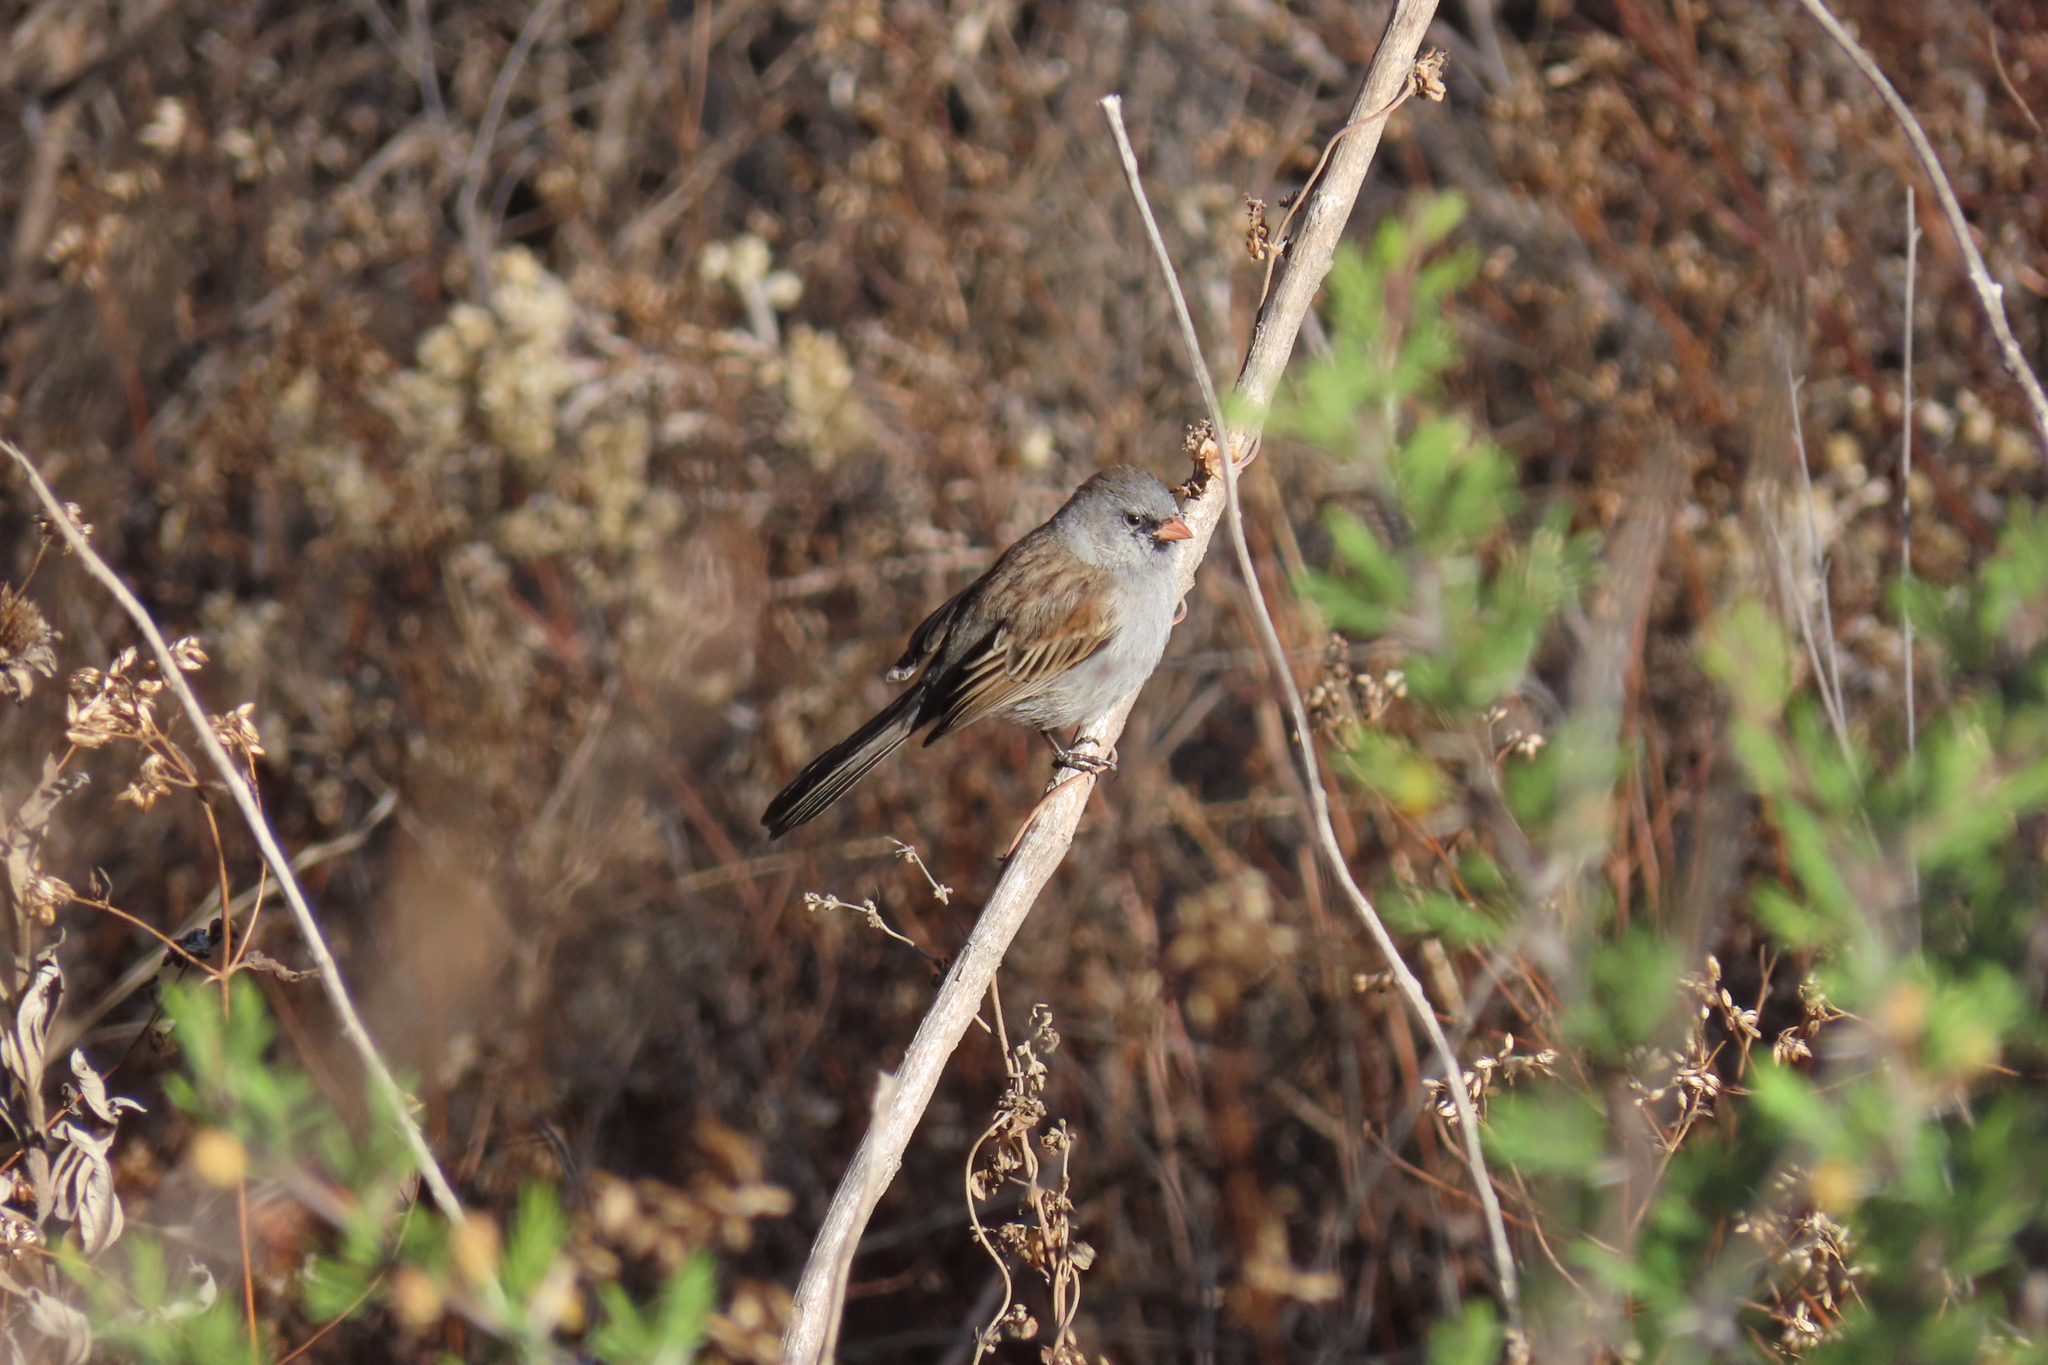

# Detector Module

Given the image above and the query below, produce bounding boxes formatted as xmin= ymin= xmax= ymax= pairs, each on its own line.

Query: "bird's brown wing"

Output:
xmin=888 ymin=584 xmax=973 ymax=681
xmin=924 ymin=542 xmax=1116 ymax=740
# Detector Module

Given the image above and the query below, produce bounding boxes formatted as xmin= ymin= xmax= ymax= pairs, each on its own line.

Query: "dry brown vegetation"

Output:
xmin=0 ymin=0 xmax=2044 ymax=1359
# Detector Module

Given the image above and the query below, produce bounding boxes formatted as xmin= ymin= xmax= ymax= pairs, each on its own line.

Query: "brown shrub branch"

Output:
xmin=1 ymin=439 xmax=468 ymax=1228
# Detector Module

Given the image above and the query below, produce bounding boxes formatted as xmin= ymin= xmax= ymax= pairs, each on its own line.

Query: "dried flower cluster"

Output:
xmin=1306 ymin=635 xmax=1410 ymax=736
xmin=966 ymin=1004 xmax=1096 ymax=1365
xmin=1772 ymin=977 xmax=1847 ymax=1067
xmin=1736 ymin=1203 xmax=1862 ymax=1352
xmin=1165 ymin=870 xmax=1301 ymax=1029
xmin=1481 ymin=703 xmax=1546 ymax=762
xmin=0 ymin=586 xmax=56 ymax=703
xmin=1423 ymin=1033 xmax=1560 ymax=1123
xmin=1613 ymin=955 xmax=1770 ymax=1153
xmin=62 ymin=640 xmax=252 ymax=811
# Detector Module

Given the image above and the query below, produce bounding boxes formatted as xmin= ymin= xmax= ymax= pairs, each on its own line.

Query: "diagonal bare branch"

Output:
xmin=779 ymin=2 xmax=1449 ymax=1359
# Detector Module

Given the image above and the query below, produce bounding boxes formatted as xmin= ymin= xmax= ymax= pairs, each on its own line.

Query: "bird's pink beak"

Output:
xmin=1155 ymin=517 xmax=1193 ymax=542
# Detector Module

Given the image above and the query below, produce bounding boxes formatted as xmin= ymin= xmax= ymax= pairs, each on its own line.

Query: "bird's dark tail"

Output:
xmin=762 ymin=688 xmax=923 ymax=838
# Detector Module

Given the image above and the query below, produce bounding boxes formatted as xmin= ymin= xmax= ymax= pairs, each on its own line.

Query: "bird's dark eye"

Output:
xmin=1123 ymin=512 xmax=1144 ymax=529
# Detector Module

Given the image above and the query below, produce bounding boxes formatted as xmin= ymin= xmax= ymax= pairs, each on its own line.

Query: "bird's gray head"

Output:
xmin=1055 ymin=465 xmax=1192 ymax=569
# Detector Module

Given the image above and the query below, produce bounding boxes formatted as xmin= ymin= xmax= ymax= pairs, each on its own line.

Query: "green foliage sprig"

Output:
xmin=1279 ymin=187 xmax=2048 ymax=1363
xmin=75 ymin=981 xmax=719 ymax=1365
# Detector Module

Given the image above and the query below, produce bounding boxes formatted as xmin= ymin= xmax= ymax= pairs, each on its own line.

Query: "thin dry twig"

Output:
xmin=1254 ymin=50 xmax=1448 ymax=312
xmin=1793 ymin=0 xmax=2048 ymax=460
xmin=1901 ymin=186 xmax=1922 ymax=913
xmin=1101 ymin=81 xmax=1523 ymax=1346
xmin=1 ymin=439 xmax=467 ymax=1228
xmin=458 ymin=0 xmax=569 ymax=301
xmin=237 ymin=1174 xmax=259 ymax=1364
xmin=1982 ymin=16 xmax=2044 ymax=140
xmin=778 ymin=5 xmax=1449 ymax=1358
xmin=803 ymin=892 xmax=928 ymax=958
xmin=1779 ymin=360 xmax=1852 ymax=761
xmin=51 ymin=790 xmax=397 ymax=1057
xmin=888 ymin=837 xmax=954 ymax=905
xmin=404 ymin=0 xmax=448 ymax=131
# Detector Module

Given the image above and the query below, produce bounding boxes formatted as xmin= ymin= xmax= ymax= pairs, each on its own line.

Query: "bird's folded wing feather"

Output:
xmin=926 ymin=554 xmax=1116 ymax=739
xmin=888 ymin=584 xmax=973 ymax=681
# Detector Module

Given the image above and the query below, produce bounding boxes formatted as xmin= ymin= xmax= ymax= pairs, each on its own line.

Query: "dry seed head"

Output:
xmin=779 ymin=327 xmax=867 ymax=470
xmin=101 ymin=170 xmax=153 ymax=202
xmin=118 ymin=752 xmax=178 ymax=810
xmin=210 ymin=702 xmax=265 ymax=760
xmin=1773 ymin=1030 xmax=1814 ymax=1065
xmin=800 ymin=891 xmax=917 ymax=950
xmin=761 ymin=271 xmax=803 ymax=309
xmin=990 ymin=1300 xmax=1036 ymax=1339
xmin=137 ymin=97 xmax=187 ymax=152
xmin=1411 ymin=49 xmax=1448 ymax=102
xmin=1426 ymin=1033 xmax=1555 ymax=1121
xmin=19 ymin=871 xmax=73 ymax=925
xmin=1245 ymin=195 xmax=1274 ymax=260
xmin=450 ymin=1213 xmax=502 ymax=1287
xmin=0 ymin=1212 xmax=40 ymax=1255
xmin=33 ymin=503 xmax=91 ymax=548
xmin=43 ymin=224 xmax=87 ymax=267
xmin=1720 ymin=990 xmax=1761 ymax=1042
xmin=1245 ymin=1215 xmax=1343 ymax=1303
xmin=888 ymin=837 xmax=953 ymax=903
xmin=66 ymin=669 xmax=155 ymax=748
xmin=0 ymin=586 xmax=58 ymax=701
xmin=699 ymin=235 xmax=769 ymax=287
xmin=388 ymin=1265 xmax=444 ymax=1330
xmin=706 ymin=1280 xmax=790 ymax=1363
xmin=167 ymin=636 xmax=208 ymax=672
xmin=1799 ymin=977 xmax=1843 ymax=1026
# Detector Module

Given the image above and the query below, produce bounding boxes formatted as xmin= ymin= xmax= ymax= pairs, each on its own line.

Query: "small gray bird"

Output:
xmin=763 ymin=465 xmax=1192 ymax=837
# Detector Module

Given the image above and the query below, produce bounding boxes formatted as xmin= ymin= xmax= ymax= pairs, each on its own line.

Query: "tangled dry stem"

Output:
xmin=962 ymin=1000 xmax=1092 ymax=1364
xmin=0 ymin=438 xmax=467 ymax=1229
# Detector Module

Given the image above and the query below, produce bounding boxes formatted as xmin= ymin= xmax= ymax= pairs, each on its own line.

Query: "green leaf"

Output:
xmin=1484 ymin=1089 xmax=1608 ymax=1175
xmin=1751 ymin=879 xmax=1840 ymax=950
xmin=1304 ymin=509 xmax=1409 ymax=635
xmin=1427 ymin=1298 xmax=1503 ymax=1365
xmin=1699 ymin=600 xmax=1796 ymax=726
xmin=1564 ymin=930 xmax=1682 ymax=1057
xmin=1382 ymin=889 xmax=1507 ymax=947
xmin=501 ymin=1183 xmax=569 ymax=1305
xmin=1412 ymin=189 xmax=1468 ymax=248
xmin=1746 ymin=1061 xmax=1830 ymax=1145
xmin=591 ymin=1254 xmax=715 ymax=1365
xmin=1342 ymin=731 xmax=1446 ymax=814
xmin=1979 ymin=499 xmax=2048 ymax=637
